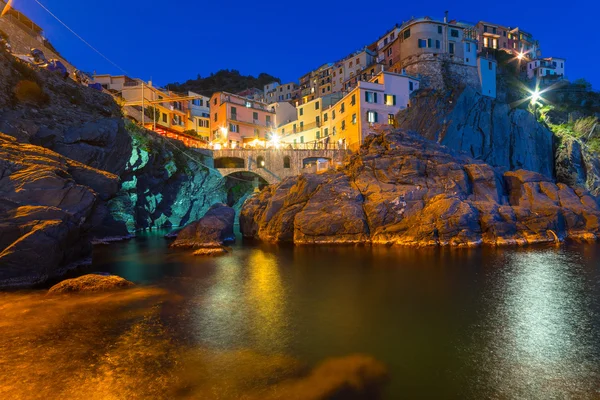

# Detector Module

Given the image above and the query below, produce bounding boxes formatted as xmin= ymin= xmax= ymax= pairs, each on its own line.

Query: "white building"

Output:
xmin=477 ymin=57 xmax=497 ymax=98
xmin=527 ymin=57 xmax=566 ymax=80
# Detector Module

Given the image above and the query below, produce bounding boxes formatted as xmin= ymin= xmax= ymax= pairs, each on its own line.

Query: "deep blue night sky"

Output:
xmin=10 ymin=0 xmax=600 ymax=89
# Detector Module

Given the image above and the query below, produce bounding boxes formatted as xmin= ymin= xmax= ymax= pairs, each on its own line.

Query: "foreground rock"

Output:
xmin=48 ymin=274 xmax=134 ymax=294
xmin=0 ymin=133 xmax=125 ymax=288
xmin=171 ymin=203 xmax=235 ymax=250
xmin=241 ymin=130 xmax=600 ymax=247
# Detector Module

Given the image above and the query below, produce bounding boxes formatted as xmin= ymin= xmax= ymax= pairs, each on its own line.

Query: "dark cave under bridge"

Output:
xmin=208 ymin=148 xmax=348 ymax=185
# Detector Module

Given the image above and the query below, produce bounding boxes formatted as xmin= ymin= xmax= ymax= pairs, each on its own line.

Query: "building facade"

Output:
xmin=282 ymin=72 xmax=419 ymax=150
xmin=209 ymin=91 xmax=276 ymax=148
xmin=527 ymin=57 xmax=566 ymax=80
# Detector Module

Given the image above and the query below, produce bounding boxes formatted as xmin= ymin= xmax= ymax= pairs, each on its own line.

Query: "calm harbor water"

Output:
xmin=2 ymin=231 xmax=600 ymax=399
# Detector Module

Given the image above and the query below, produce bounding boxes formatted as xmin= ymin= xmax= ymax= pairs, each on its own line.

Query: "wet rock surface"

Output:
xmin=0 ymin=133 xmax=125 ymax=288
xmin=241 ymin=130 xmax=600 ymax=247
xmin=48 ymin=274 xmax=134 ymax=294
xmin=171 ymin=203 xmax=235 ymax=249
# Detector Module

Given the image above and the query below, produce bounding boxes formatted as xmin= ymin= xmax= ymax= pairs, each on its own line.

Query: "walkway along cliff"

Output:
xmin=240 ymin=129 xmax=600 ymax=247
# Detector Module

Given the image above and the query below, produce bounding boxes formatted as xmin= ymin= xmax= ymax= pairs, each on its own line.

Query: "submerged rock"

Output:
xmin=241 ymin=130 xmax=600 ymax=247
xmin=255 ymin=354 xmax=389 ymax=400
xmin=48 ymin=274 xmax=134 ymax=294
xmin=171 ymin=203 xmax=236 ymax=249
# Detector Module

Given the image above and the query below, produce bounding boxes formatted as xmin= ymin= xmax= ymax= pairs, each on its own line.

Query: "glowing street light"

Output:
xmin=219 ymin=127 xmax=228 ymax=137
xmin=517 ymin=52 xmax=524 ymax=60
xmin=269 ymin=132 xmax=281 ymax=149
xmin=531 ymin=89 xmax=541 ymax=104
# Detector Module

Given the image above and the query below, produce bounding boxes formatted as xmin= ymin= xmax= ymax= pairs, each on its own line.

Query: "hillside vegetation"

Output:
xmin=167 ymin=70 xmax=280 ymax=96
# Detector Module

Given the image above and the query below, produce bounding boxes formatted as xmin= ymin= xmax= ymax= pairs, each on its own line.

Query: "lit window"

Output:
xmin=367 ymin=111 xmax=378 ymax=123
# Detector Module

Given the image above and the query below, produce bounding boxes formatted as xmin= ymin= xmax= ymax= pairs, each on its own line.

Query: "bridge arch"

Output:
xmin=222 ymin=171 xmax=269 ymax=208
xmin=214 ymin=157 xmax=245 ymax=168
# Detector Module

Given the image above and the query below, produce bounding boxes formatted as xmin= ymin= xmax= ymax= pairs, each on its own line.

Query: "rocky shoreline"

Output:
xmin=240 ymin=129 xmax=600 ymax=247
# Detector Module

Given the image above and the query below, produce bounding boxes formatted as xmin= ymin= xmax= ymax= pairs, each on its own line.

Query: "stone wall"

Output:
xmin=0 ymin=10 xmax=76 ymax=72
xmin=402 ymin=53 xmax=481 ymax=92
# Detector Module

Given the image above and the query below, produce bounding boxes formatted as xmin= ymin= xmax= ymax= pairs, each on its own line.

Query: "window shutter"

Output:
xmin=374 ymin=93 xmax=378 ymax=103
xmin=365 ymin=91 xmax=369 ymax=102
xmin=374 ymin=112 xmax=378 ymax=123
xmin=393 ymin=95 xmax=397 ymax=105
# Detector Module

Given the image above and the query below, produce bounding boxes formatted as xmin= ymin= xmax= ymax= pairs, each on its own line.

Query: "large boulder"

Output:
xmin=48 ymin=274 xmax=134 ymax=294
xmin=0 ymin=133 xmax=125 ymax=288
xmin=241 ymin=130 xmax=600 ymax=247
xmin=171 ymin=203 xmax=236 ymax=249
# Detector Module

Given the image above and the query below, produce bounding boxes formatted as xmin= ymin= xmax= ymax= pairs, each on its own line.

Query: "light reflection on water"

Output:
xmin=3 ymin=232 xmax=600 ymax=399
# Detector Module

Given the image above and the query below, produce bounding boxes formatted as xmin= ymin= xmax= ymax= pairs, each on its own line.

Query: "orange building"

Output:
xmin=209 ymin=92 xmax=276 ymax=148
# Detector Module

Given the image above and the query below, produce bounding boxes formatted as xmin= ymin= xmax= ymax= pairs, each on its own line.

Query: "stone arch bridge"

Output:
xmin=205 ymin=149 xmax=348 ymax=185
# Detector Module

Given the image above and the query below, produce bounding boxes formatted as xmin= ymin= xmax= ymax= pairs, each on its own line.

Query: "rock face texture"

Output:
xmin=555 ymin=137 xmax=600 ymax=197
xmin=0 ymin=133 xmax=122 ymax=288
xmin=241 ymin=130 xmax=600 ymax=247
xmin=396 ymin=87 xmax=555 ymax=177
xmin=171 ymin=203 xmax=235 ymax=249
xmin=48 ymin=274 xmax=134 ymax=294
xmin=108 ymin=127 xmax=227 ymax=231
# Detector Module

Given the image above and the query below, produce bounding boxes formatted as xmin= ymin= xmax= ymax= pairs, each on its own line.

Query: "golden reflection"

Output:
xmin=246 ymin=249 xmax=287 ymax=351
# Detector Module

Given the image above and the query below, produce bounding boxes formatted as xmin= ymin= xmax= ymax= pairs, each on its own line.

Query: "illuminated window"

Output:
xmin=384 ymin=94 xmax=396 ymax=106
xmin=388 ymin=114 xmax=395 ymax=125
xmin=367 ymin=111 xmax=378 ymax=123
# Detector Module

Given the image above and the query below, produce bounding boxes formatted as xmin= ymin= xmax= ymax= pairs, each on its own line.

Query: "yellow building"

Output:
xmin=282 ymin=71 xmax=420 ymax=151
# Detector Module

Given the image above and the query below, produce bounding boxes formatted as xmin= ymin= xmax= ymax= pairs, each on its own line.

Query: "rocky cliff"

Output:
xmin=241 ymin=129 xmax=600 ymax=247
xmin=0 ymin=46 xmax=229 ymax=287
xmin=0 ymin=133 xmax=121 ymax=287
xmin=396 ymin=87 xmax=555 ymax=177
xmin=108 ymin=123 xmax=226 ymax=231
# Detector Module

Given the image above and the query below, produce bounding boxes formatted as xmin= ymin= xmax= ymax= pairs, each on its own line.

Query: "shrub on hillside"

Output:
xmin=14 ymin=80 xmax=49 ymax=106
xmin=574 ymin=116 xmax=598 ymax=137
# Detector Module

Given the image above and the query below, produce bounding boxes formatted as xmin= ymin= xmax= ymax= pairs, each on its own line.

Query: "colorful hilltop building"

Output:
xmin=89 ymin=12 xmax=565 ymax=150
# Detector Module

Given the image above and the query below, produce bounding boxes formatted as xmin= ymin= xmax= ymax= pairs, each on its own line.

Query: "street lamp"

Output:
xmin=530 ymin=89 xmax=541 ymax=104
xmin=269 ymin=132 xmax=281 ymax=149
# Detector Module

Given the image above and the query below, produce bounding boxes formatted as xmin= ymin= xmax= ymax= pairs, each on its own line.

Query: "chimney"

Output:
xmin=444 ymin=11 xmax=448 ymax=23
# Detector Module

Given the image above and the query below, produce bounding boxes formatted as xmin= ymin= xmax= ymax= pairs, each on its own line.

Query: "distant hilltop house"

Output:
xmin=90 ymin=11 xmax=565 ymax=151
xmin=0 ymin=0 xmax=75 ymax=71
